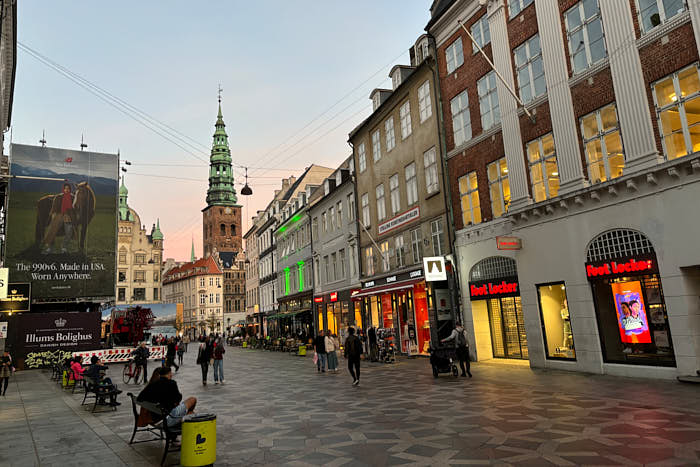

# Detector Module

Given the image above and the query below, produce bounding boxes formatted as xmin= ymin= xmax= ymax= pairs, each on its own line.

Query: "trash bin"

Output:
xmin=242 ymin=341 xmax=247 ymax=348
xmin=180 ymin=413 xmax=216 ymax=466
xmin=298 ymin=344 xmax=306 ymax=356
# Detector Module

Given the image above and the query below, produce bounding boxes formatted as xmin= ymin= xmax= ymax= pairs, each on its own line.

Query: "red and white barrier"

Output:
xmin=72 ymin=346 xmax=166 ymax=365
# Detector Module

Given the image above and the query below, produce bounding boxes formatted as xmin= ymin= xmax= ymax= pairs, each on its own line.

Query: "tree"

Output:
xmin=206 ymin=315 xmax=219 ymax=334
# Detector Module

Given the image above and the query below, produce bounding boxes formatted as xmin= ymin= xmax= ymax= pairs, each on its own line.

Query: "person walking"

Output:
xmin=196 ymin=336 xmax=213 ymax=385
xmin=0 ymin=350 xmax=12 ymax=396
xmin=212 ymin=338 xmax=225 ymax=384
xmin=183 ymin=334 xmax=190 ymax=352
xmin=441 ymin=323 xmax=472 ymax=377
xmin=177 ymin=341 xmax=185 ymax=367
xmin=314 ymin=331 xmax=327 ymax=373
xmin=165 ymin=338 xmax=179 ymax=372
xmin=325 ymin=332 xmax=338 ymax=372
xmin=344 ymin=327 xmax=362 ymax=386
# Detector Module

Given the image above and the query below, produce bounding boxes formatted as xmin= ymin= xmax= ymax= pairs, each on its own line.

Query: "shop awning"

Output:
xmin=268 ymin=310 xmax=310 ymax=320
xmin=353 ymin=278 xmax=423 ymax=298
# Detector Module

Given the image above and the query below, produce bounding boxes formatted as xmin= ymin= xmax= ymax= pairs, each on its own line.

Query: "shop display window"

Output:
xmin=537 ymin=282 xmax=575 ymax=360
xmin=354 ymin=302 xmax=363 ymax=330
xmin=369 ymin=296 xmax=380 ymax=328
xmin=413 ymin=283 xmax=431 ymax=355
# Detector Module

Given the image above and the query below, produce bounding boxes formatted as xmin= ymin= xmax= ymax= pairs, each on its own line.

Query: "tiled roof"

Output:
xmin=163 ymin=255 xmax=222 ymax=284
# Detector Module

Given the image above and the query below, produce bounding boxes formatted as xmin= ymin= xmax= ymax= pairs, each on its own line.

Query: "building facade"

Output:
xmin=162 ymin=255 xmax=224 ymax=335
xmin=116 ymin=178 xmax=164 ymax=304
xmin=429 ymin=0 xmax=700 ymax=378
xmin=350 ymin=37 xmax=452 ymax=356
xmin=244 ymin=212 xmax=263 ymax=333
xmin=218 ymin=250 xmax=246 ymax=334
xmin=309 ymin=160 xmax=362 ymax=342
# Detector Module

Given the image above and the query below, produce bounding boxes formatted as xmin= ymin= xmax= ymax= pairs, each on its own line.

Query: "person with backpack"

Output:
xmin=131 ymin=342 xmax=150 ymax=384
xmin=344 ymin=327 xmax=362 ymax=386
xmin=212 ymin=337 xmax=225 ymax=384
xmin=442 ymin=323 xmax=472 ymax=377
xmin=196 ymin=336 xmax=213 ymax=385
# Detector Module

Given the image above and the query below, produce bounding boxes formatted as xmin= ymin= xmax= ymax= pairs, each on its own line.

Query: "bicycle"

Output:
xmin=122 ymin=359 xmax=142 ymax=384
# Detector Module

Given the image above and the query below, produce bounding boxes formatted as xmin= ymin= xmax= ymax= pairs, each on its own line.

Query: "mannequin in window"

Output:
xmin=561 ymin=299 xmax=573 ymax=350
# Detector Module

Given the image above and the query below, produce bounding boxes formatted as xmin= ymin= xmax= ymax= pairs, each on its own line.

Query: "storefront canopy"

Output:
xmin=353 ymin=278 xmax=423 ymax=298
xmin=268 ymin=310 xmax=310 ymax=320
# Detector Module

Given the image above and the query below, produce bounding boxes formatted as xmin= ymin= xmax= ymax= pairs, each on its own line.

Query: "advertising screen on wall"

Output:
xmin=12 ymin=311 xmax=101 ymax=356
xmin=6 ymin=144 xmax=118 ymax=301
xmin=611 ymin=281 xmax=651 ymax=344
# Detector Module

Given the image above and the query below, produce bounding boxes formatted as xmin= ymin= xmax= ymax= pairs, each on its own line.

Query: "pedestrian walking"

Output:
xmin=177 ymin=342 xmax=184 ymax=366
xmin=325 ymin=332 xmax=338 ymax=372
xmin=344 ymin=327 xmax=362 ymax=386
xmin=0 ymin=350 xmax=12 ymax=396
xmin=165 ymin=338 xmax=180 ymax=372
xmin=441 ymin=323 xmax=472 ymax=377
xmin=314 ymin=331 xmax=327 ymax=372
xmin=183 ymin=335 xmax=190 ymax=352
xmin=196 ymin=336 xmax=213 ymax=385
xmin=212 ymin=338 xmax=225 ymax=384
xmin=131 ymin=342 xmax=150 ymax=384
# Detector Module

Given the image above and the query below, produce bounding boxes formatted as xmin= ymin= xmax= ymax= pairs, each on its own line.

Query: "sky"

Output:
xmin=11 ymin=1 xmax=432 ymax=260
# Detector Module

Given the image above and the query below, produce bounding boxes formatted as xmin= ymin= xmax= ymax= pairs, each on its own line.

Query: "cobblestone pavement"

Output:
xmin=3 ymin=348 xmax=700 ymax=466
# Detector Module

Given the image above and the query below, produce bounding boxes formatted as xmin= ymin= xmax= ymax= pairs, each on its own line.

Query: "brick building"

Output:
xmin=428 ymin=0 xmax=700 ymax=379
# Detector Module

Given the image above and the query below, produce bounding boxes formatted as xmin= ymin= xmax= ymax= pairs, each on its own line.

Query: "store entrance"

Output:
xmin=487 ymin=296 xmax=528 ymax=359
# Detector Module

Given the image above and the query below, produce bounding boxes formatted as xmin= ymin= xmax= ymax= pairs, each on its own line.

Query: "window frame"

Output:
xmin=636 ymin=0 xmax=688 ymax=34
xmin=361 ymin=193 xmax=370 ymax=227
xmin=580 ymin=103 xmax=625 ymax=184
xmin=445 ymin=37 xmax=464 ymax=74
xmin=514 ymin=34 xmax=546 ymax=104
xmin=423 ymin=147 xmax=439 ymax=195
xmin=380 ymin=241 xmax=390 ymax=272
xmin=372 ymin=130 xmax=382 ymax=162
xmin=487 ymin=157 xmax=511 ymax=218
xmin=430 ymin=219 xmax=445 ymax=256
xmin=418 ymin=80 xmax=433 ymax=123
xmin=389 ymin=174 xmax=401 ymax=215
xmin=395 ymin=234 xmax=405 ymax=268
xmin=400 ymin=101 xmax=412 ymax=139
xmin=375 ymin=183 xmax=386 ymax=221
xmin=471 ymin=15 xmax=491 ymax=53
xmin=477 ymin=71 xmax=501 ymax=131
xmin=385 ymin=117 xmax=396 ymax=152
xmin=410 ymin=228 xmax=422 ymax=264
xmin=458 ymin=171 xmax=481 ymax=226
xmin=405 ymin=162 xmax=418 ymax=205
xmin=450 ymin=90 xmax=472 ymax=147
xmin=509 ymin=0 xmax=534 ymax=18
xmin=364 ymin=247 xmax=375 ymax=276
xmin=358 ymin=142 xmax=367 ymax=173
xmin=564 ymin=0 xmax=607 ymax=74
xmin=527 ymin=133 xmax=560 ymax=202
xmin=536 ymin=281 xmax=577 ymax=361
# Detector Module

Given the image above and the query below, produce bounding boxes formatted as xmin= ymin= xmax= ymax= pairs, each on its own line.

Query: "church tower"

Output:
xmin=202 ymin=94 xmax=242 ymax=258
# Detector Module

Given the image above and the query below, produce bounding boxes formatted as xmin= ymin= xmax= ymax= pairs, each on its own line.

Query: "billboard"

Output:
xmin=611 ymin=281 xmax=651 ymax=344
xmin=6 ymin=144 xmax=118 ymax=301
xmin=0 ymin=283 xmax=30 ymax=312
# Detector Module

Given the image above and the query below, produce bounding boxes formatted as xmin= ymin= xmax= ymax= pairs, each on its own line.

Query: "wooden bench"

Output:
xmin=127 ymin=393 xmax=181 ymax=466
xmin=81 ymin=375 xmax=119 ymax=413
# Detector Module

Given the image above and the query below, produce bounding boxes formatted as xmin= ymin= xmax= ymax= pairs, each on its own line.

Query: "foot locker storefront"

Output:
xmin=469 ymin=257 xmax=528 ymax=360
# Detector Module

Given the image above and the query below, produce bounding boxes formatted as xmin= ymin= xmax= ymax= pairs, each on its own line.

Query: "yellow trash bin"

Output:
xmin=180 ymin=413 xmax=216 ymax=466
xmin=298 ymin=344 xmax=306 ymax=356
xmin=242 ymin=341 xmax=247 ymax=348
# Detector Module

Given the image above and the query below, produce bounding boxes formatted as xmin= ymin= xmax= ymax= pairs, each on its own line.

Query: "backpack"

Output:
xmin=456 ymin=329 xmax=467 ymax=348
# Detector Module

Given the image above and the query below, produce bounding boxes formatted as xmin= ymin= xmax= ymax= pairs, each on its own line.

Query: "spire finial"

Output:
xmin=218 ymin=84 xmax=223 ymax=104
xmin=39 ymin=129 xmax=46 ymax=147
xmin=80 ymin=133 xmax=88 ymax=151
xmin=191 ymin=237 xmax=196 ymax=263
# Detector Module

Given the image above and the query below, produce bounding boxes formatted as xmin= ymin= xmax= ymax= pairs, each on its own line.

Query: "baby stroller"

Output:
xmin=428 ymin=344 xmax=458 ymax=378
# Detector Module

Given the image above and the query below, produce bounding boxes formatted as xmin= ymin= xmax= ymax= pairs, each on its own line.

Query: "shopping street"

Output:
xmin=2 ymin=348 xmax=700 ymax=466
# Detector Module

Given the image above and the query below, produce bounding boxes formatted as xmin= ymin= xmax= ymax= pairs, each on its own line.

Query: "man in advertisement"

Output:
xmin=40 ymin=182 xmax=76 ymax=254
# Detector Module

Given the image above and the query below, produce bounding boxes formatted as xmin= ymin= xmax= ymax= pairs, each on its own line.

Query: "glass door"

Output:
xmin=488 ymin=296 xmax=528 ymax=359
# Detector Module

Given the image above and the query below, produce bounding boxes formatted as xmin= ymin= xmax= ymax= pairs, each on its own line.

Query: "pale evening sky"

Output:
xmin=10 ymin=1 xmax=432 ymax=260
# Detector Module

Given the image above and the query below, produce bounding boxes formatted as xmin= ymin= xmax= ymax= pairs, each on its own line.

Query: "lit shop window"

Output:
xmin=487 ymin=157 xmax=510 ymax=217
xmin=477 ymin=71 xmax=500 ymax=131
xmin=458 ymin=171 xmax=481 ymax=226
xmin=527 ymin=134 xmax=559 ymax=202
xmin=450 ymin=90 xmax=472 ymax=147
xmin=581 ymin=103 xmax=624 ymax=183
xmin=445 ymin=37 xmax=464 ymax=74
xmin=509 ymin=0 xmax=533 ymax=19
xmin=653 ymin=64 xmax=700 ymax=160
xmin=514 ymin=34 xmax=546 ymax=104
xmin=471 ymin=15 xmax=490 ymax=53
xmin=364 ymin=247 xmax=374 ymax=276
xmin=537 ymin=283 xmax=575 ymax=360
xmin=564 ymin=0 xmax=607 ymax=74
xmin=380 ymin=241 xmax=390 ymax=272
xmin=637 ymin=0 xmax=687 ymax=33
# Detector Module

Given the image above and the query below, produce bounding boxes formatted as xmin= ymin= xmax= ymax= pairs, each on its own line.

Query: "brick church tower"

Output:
xmin=202 ymin=96 xmax=242 ymax=258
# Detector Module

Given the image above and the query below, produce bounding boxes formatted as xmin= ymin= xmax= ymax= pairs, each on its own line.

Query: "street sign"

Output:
xmin=423 ymin=256 xmax=447 ymax=281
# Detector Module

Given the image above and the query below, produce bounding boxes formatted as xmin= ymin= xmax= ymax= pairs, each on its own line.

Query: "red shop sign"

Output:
xmin=313 ymin=297 xmax=323 ymax=303
xmin=329 ymin=292 xmax=338 ymax=302
xmin=586 ymin=257 xmax=654 ymax=279
xmin=469 ymin=277 xmax=519 ymax=299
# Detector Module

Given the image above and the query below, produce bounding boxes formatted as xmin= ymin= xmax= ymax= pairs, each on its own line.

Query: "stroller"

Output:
xmin=428 ymin=344 xmax=458 ymax=378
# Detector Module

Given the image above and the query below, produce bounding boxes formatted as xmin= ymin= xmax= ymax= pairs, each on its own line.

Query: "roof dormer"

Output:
xmin=370 ymin=88 xmax=393 ymax=111
xmin=389 ymin=65 xmax=415 ymax=90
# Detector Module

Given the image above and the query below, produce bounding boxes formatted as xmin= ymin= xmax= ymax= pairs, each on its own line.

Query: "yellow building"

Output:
xmin=116 ymin=178 xmax=164 ymax=304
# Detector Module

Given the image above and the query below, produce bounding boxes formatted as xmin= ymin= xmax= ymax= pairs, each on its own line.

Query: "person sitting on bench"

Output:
xmin=85 ymin=355 xmax=121 ymax=406
xmin=137 ymin=367 xmax=196 ymax=427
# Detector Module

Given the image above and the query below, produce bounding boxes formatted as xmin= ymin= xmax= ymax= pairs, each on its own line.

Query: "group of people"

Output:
xmin=196 ymin=335 xmax=226 ymax=385
xmin=313 ymin=328 xmax=363 ymax=386
xmin=67 ymin=355 xmax=123 ymax=406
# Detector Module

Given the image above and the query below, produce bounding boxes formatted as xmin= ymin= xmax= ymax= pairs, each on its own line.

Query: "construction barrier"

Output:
xmin=72 ymin=346 xmax=166 ymax=365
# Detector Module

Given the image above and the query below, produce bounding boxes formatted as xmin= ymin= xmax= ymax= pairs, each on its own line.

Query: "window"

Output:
xmin=581 ymin=103 xmax=624 ymax=183
xmin=118 ymin=288 xmax=125 ymax=302
xmin=209 ymin=293 xmax=214 ymax=304
xmin=431 ymin=219 xmax=445 ymax=256
xmin=450 ymin=91 xmax=472 ymax=146
xmin=322 ymin=211 xmax=328 ymax=233
xmin=200 ymin=278 xmax=205 ymax=288
xmin=424 ymin=147 xmax=439 ymax=194
xmin=220 ymin=224 xmax=226 ymax=235
xmin=538 ymin=283 xmax=575 ymax=360
xmin=209 ymin=277 xmax=214 ymax=287
xmin=329 ymin=206 xmax=335 ymax=231
xmin=348 ymin=194 xmax=355 ymax=220
xmin=118 ymin=250 xmax=126 ymax=264
xmin=361 ymin=193 xmax=370 ymax=227
xmin=389 ymin=174 xmax=400 ymax=215
xmin=477 ymin=72 xmax=500 ymax=131
xmin=385 ymin=118 xmax=396 ymax=151
xmin=565 ymin=0 xmax=607 ymax=74
xmin=118 ymin=270 xmax=127 ymax=282
xmin=380 ymin=241 xmax=390 ymax=272
xmin=365 ymin=247 xmax=375 ymax=276
xmin=358 ymin=142 xmax=367 ymax=172
xmin=514 ymin=34 xmax=546 ymax=104
xmin=331 ymin=253 xmax=337 ymax=281
xmin=445 ymin=37 xmax=464 ymax=74
xmin=458 ymin=171 xmax=481 ymax=226
xmin=527 ymin=134 xmax=560 ymax=202
xmin=488 ymin=157 xmax=511 ymax=218
xmin=135 ymin=254 xmax=145 ymax=264
xmin=395 ymin=235 xmax=405 ymax=268
xmin=509 ymin=0 xmax=534 ymax=18
xmin=339 ymin=249 xmax=346 ymax=278
xmin=134 ymin=288 xmax=146 ymax=301
xmin=471 ymin=15 xmax=490 ymax=52
xmin=336 ymin=201 xmax=342 ymax=228
xmin=418 ymin=81 xmax=432 ymax=122
xmin=134 ymin=270 xmax=145 ymax=283
xmin=653 ymin=65 xmax=700 ymax=160
xmin=638 ymin=0 xmax=687 ymax=33
xmin=372 ymin=130 xmax=382 ymax=162
xmin=410 ymin=228 xmax=422 ymax=263
xmin=405 ymin=163 xmax=418 ymax=205
xmin=376 ymin=184 xmax=386 ymax=221
xmin=312 ymin=217 xmax=318 ymax=239
xmin=400 ymin=101 xmax=412 ymax=139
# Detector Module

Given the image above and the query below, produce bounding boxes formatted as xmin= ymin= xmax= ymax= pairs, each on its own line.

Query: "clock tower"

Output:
xmin=202 ymin=95 xmax=242 ymax=258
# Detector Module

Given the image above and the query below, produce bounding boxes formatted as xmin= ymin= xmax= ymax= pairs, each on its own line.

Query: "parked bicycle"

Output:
xmin=122 ymin=359 xmax=142 ymax=384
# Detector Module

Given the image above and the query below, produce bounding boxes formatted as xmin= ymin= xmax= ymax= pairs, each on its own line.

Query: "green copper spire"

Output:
xmin=118 ymin=176 xmax=132 ymax=221
xmin=152 ymin=218 xmax=163 ymax=241
xmin=191 ymin=238 xmax=196 ymax=262
xmin=206 ymin=95 xmax=238 ymax=207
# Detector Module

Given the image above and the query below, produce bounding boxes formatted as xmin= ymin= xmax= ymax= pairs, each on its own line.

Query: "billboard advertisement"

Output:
xmin=6 ymin=144 xmax=118 ymax=301
xmin=611 ymin=281 xmax=651 ymax=344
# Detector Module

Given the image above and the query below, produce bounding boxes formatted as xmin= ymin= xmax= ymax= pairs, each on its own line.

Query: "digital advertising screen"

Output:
xmin=611 ymin=281 xmax=651 ymax=344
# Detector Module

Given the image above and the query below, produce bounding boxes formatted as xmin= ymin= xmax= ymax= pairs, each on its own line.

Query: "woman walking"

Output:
xmin=0 ymin=350 xmax=12 ymax=396
xmin=325 ymin=332 xmax=338 ymax=372
xmin=196 ymin=336 xmax=213 ymax=386
xmin=212 ymin=338 xmax=225 ymax=384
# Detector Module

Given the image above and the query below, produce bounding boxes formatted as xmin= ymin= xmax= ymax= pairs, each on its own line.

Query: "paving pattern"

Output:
xmin=2 ymin=347 xmax=700 ymax=466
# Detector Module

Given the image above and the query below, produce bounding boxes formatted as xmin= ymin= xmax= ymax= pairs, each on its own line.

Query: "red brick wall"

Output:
xmin=203 ymin=206 xmax=243 ymax=257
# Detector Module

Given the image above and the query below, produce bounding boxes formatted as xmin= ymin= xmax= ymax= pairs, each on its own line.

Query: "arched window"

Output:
xmin=220 ymin=224 xmax=226 ymax=236
xmin=231 ymin=224 xmax=236 ymax=236
xmin=469 ymin=256 xmax=517 ymax=282
xmin=586 ymin=228 xmax=654 ymax=263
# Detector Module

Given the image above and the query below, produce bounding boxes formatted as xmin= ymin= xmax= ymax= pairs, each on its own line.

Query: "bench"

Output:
xmin=127 ymin=393 xmax=181 ymax=466
xmin=81 ymin=375 xmax=120 ymax=413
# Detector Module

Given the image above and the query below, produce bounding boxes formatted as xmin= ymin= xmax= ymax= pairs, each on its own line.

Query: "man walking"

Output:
xmin=131 ymin=342 xmax=150 ymax=384
xmin=165 ymin=338 xmax=179 ymax=372
xmin=314 ymin=331 xmax=327 ymax=373
xmin=344 ymin=327 xmax=362 ymax=386
xmin=442 ymin=323 xmax=472 ymax=377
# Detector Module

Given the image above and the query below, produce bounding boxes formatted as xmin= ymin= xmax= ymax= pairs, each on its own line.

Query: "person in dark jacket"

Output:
xmin=165 ymin=338 xmax=179 ymax=372
xmin=131 ymin=342 xmax=150 ymax=384
xmin=85 ymin=356 xmax=121 ymax=406
xmin=138 ymin=367 xmax=196 ymax=427
xmin=344 ymin=327 xmax=362 ymax=386
xmin=196 ymin=336 xmax=213 ymax=385
xmin=314 ymin=331 xmax=327 ymax=373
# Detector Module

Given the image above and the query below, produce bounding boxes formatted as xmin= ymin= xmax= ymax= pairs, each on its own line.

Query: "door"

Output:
xmin=487 ymin=297 xmax=528 ymax=359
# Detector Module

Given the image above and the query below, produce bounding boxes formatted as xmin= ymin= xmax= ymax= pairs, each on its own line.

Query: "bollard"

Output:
xmin=180 ymin=413 xmax=216 ymax=466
